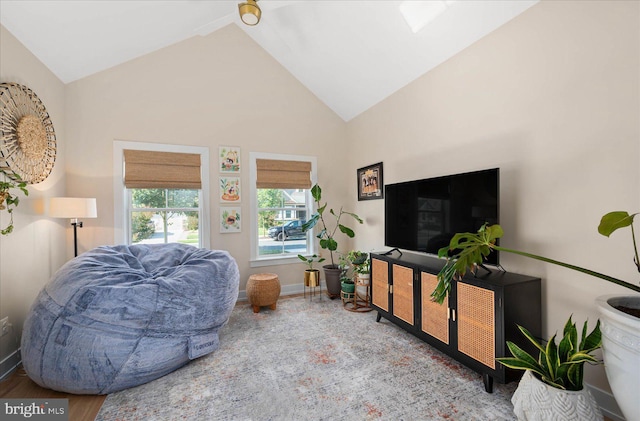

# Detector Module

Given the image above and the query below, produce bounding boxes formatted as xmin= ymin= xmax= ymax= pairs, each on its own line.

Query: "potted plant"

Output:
xmin=347 ymin=250 xmax=370 ymax=281
xmin=297 ymin=254 xmax=325 ymax=288
xmin=302 ymin=184 xmax=363 ymax=298
xmin=0 ymin=171 xmax=28 ymax=235
xmin=496 ymin=316 xmax=603 ymax=420
xmin=433 ymin=211 xmax=640 ymax=420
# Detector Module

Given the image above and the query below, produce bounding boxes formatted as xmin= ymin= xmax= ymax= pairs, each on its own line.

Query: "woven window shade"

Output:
xmin=124 ymin=149 xmax=201 ymax=189
xmin=256 ymin=159 xmax=312 ymax=189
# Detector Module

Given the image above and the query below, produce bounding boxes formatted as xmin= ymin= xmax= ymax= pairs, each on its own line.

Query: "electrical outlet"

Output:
xmin=0 ymin=317 xmax=9 ymax=337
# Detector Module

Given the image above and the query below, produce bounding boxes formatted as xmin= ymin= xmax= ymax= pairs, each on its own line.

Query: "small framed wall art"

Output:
xmin=357 ymin=162 xmax=383 ymax=201
xmin=220 ymin=207 xmax=241 ymax=233
xmin=219 ymin=146 xmax=240 ymax=173
xmin=220 ymin=176 xmax=241 ymax=203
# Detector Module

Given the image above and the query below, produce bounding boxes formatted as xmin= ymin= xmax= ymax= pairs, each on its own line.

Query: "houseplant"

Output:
xmin=301 ymin=184 xmax=363 ymax=297
xmin=497 ymin=316 xmax=603 ymax=420
xmin=297 ymin=254 xmax=325 ymax=287
xmin=347 ymin=250 xmax=370 ymax=281
xmin=433 ymin=212 xmax=640 ymax=420
xmin=0 ymin=171 xmax=29 ymax=235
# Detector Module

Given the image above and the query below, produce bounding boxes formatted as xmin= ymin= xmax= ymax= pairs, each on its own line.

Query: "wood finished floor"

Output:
xmin=0 ymin=368 xmax=105 ymax=421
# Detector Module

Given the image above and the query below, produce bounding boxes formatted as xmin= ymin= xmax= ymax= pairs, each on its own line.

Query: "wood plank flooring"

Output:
xmin=0 ymin=368 xmax=105 ymax=421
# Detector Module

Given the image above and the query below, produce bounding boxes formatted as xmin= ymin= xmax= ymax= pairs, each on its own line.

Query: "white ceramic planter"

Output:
xmin=595 ymin=295 xmax=640 ymax=421
xmin=511 ymin=370 xmax=602 ymax=421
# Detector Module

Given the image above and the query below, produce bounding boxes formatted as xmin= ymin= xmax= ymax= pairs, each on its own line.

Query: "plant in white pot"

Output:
xmin=301 ymin=184 xmax=363 ymax=298
xmin=347 ymin=250 xmax=370 ymax=284
xmin=433 ymin=212 xmax=640 ymax=420
xmin=497 ymin=316 xmax=603 ymax=420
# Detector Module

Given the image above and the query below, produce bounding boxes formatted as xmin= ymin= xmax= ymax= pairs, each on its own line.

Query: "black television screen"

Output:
xmin=385 ymin=168 xmax=500 ymax=265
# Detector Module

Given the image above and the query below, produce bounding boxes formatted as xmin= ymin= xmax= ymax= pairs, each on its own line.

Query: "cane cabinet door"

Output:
xmin=421 ymin=272 xmax=449 ymax=345
xmin=371 ymin=258 xmax=389 ymax=312
xmin=392 ymin=264 xmax=414 ymax=325
xmin=456 ymin=282 xmax=496 ymax=370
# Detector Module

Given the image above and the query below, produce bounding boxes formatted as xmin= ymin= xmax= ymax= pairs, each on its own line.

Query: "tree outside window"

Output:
xmin=130 ymin=188 xmax=200 ymax=246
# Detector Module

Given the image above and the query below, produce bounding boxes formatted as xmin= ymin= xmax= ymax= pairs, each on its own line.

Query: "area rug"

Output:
xmin=96 ymin=296 xmax=517 ymax=420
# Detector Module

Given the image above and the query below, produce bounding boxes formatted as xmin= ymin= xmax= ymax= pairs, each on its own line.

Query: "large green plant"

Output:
xmin=497 ymin=316 xmax=601 ymax=391
xmin=0 ymin=171 xmax=28 ymax=235
xmin=432 ymin=212 xmax=640 ymax=305
xmin=301 ymin=184 xmax=363 ymax=267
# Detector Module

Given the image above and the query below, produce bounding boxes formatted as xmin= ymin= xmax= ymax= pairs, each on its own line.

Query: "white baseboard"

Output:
xmin=237 ymin=282 xmax=308 ymax=302
xmin=586 ymin=382 xmax=624 ymax=421
xmin=0 ymin=348 xmax=21 ymax=381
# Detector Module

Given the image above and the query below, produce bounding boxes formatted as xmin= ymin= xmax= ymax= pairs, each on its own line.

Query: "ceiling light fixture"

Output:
xmin=238 ymin=0 xmax=261 ymax=26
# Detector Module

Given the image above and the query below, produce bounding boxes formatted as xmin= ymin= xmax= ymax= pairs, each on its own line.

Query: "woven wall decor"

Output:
xmin=0 ymin=82 xmax=57 ymax=184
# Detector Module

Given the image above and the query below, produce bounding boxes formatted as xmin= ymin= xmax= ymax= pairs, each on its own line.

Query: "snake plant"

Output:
xmin=497 ymin=316 xmax=601 ymax=391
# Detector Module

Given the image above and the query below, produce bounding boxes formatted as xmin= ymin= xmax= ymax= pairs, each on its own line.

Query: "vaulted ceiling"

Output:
xmin=0 ymin=0 xmax=538 ymax=121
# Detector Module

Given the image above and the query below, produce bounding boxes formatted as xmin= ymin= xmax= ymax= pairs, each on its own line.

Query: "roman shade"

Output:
xmin=256 ymin=159 xmax=312 ymax=189
xmin=124 ymin=150 xmax=201 ymax=189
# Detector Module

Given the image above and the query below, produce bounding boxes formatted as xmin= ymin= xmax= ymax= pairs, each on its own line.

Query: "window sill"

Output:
xmin=250 ymin=255 xmax=303 ymax=268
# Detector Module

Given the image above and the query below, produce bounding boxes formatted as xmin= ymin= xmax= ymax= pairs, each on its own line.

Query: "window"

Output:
xmin=129 ymin=188 xmax=200 ymax=245
xmin=250 ymin=152 xmax=317 ymax=266
xmin=113 ymin=141 xmax=210 ymax=248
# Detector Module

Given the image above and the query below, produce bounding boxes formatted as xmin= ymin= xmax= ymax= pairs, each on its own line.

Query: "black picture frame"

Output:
xmin=357 ymin=162 xmax=384 ymax=201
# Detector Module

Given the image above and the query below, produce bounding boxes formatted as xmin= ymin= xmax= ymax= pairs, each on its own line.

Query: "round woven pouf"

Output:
xmin=246 ymin=273 xmax=281 ymax=313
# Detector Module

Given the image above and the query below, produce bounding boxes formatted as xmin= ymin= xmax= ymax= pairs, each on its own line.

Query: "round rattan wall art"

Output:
xmin=0 ymin=82 xmax=56 ymax=184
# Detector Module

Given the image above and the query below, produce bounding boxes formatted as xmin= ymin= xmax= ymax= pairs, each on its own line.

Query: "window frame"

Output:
xmin=249 ymin=152 xmax=317 ymax=267
xmin=113 ymin=140 xmax=210 ymax=248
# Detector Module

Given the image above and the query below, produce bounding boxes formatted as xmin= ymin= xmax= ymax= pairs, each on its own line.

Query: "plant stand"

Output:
xmin=343 ymin=276 xmax=373 ymax=313
xmin=304 ymin=278 xmax=322 ymax=301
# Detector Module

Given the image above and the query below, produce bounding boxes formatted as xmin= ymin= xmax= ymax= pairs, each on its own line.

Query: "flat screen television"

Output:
xmin=385 ymin=168 xmax=500 ymax=265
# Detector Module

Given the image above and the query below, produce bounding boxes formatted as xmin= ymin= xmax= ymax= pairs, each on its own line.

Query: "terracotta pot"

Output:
xmin=596 ymin=295 xmax=640 ymax=421
xmin=511 ymin=370 xmax=602 ymax=421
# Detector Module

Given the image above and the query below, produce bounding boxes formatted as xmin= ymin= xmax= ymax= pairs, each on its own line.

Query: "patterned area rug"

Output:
xmin=96 ymin=296 xmax=517 ymax=420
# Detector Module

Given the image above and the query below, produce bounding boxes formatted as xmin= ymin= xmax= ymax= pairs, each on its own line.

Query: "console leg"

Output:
xmin=376 ymin=312 xmax=382 ymax=322
xmin=483 ymin=374 xmax=494 ymax=393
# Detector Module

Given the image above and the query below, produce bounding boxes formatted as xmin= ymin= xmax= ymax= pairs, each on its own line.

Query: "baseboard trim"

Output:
xmin=0 ymin=348 xmax=21 ymax=382
xmin=237 ymin=282 xmax=307 ymax=302
xmin=586 ymin=382 xmax=624 ymax=421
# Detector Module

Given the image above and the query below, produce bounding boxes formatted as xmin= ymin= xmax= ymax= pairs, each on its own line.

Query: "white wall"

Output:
xmin=0 ymin=26 xmax=67 ymax=377
xmin=63 ymin=24 xmax=350 ymax=293
xmin=347 ymin=0 xmax=639 ymax=403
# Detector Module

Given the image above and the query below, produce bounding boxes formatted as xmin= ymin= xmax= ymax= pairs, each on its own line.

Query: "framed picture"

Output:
xmin=220 ymin=176 xmax=241 ymax=203
xmin=219 ymin=146 xmax=240 ymax=173
xmin=220 ymin=207 xmax=241 ymax=233
xmin=357 ymin=162 xmax=383 ymax=201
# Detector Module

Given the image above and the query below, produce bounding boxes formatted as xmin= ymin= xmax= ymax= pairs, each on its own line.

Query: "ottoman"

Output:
xmin=246 ymin=273 xmax=280 ymax=313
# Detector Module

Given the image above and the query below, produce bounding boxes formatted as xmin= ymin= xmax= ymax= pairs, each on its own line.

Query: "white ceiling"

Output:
xmin=0 ymin=0 xmax=538 ymax=121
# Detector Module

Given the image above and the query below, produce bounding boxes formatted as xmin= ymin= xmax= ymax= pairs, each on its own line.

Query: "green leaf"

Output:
xmin=326 ymin=238 xmax=338 ymax=251
xmin=301 ymin=214 xmax=320 ymax=232
xmin=581 ymin=320 xmax=602 ymax=353
xmin=311 ymin=184 xmax=322 ymax=202
xmin=338 ymin=224 xmax=355 ymax=238
xmin=598 ymin=211 xmax=637 ymax=237
xmin=343 ymin=211 xmax=364 ymax=224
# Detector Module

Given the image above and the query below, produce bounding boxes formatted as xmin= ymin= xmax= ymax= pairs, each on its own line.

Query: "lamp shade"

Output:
xmin=49 ymin=198 xmax=97 ymax=219
xmin=238 ymin=0 xmax=261 ymax=26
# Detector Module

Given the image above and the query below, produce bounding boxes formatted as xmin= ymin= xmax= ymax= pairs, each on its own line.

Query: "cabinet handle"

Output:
xmin=452 ymin=309 xmax=456 ymax=322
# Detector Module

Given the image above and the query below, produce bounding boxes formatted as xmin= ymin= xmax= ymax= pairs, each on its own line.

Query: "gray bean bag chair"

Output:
xmin=21 ymin=243 xmax=239 ymax=394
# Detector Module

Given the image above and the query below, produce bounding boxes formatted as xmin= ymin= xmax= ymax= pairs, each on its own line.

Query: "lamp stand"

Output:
xmin=71 ymin=219 xmax=83 ymax=257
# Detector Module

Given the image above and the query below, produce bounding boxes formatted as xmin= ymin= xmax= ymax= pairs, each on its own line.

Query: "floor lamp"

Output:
xmin=50 ymin=197 xmax=97 ymax=257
